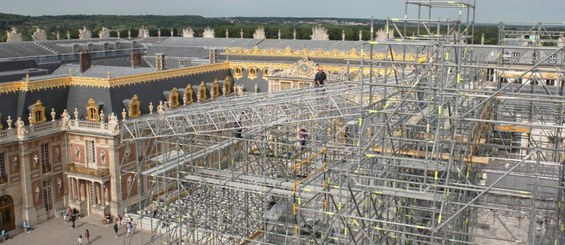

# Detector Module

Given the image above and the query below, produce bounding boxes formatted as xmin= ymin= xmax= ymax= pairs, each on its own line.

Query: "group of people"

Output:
xmin=113 ymin=215 xmax=134 ymax=238
xmin=63 ymin=207 xmax=80 ymax=229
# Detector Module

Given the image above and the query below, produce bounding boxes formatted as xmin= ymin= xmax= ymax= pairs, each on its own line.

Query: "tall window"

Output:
xmin=0 ymin=153 xmax=5 ymax=177
xmin=86 ymin=141 xmax=95 ymax=166
xmin=40 ymin=143 xmax=50 ymax=173
xmin=40 ymin=143 xmax=49 ymax=167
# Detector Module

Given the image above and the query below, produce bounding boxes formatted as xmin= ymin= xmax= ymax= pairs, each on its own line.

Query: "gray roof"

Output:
xmin=0 ymin=42 xmax=55 ymax=59
xmin=29 ymin=64 xmax=155 ymax=80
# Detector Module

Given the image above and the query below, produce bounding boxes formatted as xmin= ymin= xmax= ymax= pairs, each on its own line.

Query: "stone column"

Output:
xmin=68 ymin=177 xmax=73 ymax=201
xmin=80 ymin=181 xmax=86 ymax=201
xmin=108 ymin=137 xmax=122 ymax=215
xmin=19 ymin=143 xmax=38 ymax=224
xmin=100 ymin=182 xmax=105 ymax=207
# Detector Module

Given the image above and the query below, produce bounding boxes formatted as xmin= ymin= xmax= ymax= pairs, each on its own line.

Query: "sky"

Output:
xmin=1 ymin=0 xmax=563 ymax=24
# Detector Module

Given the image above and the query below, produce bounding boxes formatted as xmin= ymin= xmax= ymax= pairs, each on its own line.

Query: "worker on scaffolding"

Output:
xmin=298 ymin=127 xmax=308 ymax=151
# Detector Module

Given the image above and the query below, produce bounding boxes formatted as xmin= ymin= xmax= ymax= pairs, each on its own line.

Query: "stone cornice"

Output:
xmin=0 ymin=63 xmax=230 ymax=94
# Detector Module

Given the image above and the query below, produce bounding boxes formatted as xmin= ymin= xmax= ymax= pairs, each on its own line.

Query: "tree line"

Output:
xmin=0 ymin=13 xmax=500 ymax=44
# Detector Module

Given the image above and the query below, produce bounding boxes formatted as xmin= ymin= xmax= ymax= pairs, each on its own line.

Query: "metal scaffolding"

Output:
xmin=119 ymin=9 xmax=565 ymax=245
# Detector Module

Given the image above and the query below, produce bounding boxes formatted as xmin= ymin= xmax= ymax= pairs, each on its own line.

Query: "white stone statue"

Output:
xmin=293 ymin=29 xmax=297 ymax=40
xmin=35 ymin=186 xmax=41 ymax=201
xmin=100 ymin=150 xmax=106 ymax=164
xmin=99 ymin=109 xmax=105 ymax=123
xmin=138 ymin=26 xmax=149 ymax=38
xmin=98 ymin=27 xmax=110 ymax=39
xmin=56 ymin=31 xmax=60 ymax=40
xmin=108 ymin=112 xmax=118 ymax=133
xmin=240 ymin=29 xmax=244 ymax=39
xmin=74 ymin=146 xmax=80 ymax=160
xmin=12 ymin=156 xmax=18 ymax=167
xmin=6 ymin=116 xmax=12 ymax=129
xmin=32 ymin=27 xmax=48 ymax=41
xmin=15 ymin=117 xmax=26 ymax=138
xmin=311 ymin=25 xmax=329 ymax=41
xmin=225 ymin=28 xmax=229 ymax=38
xmin=235 ymin=84 xmax=244 ymax=96
xmin=359 ymin=30 xmax=363 ymax=41
xmin=170 ymin=28 xmax=174 ymax=37
xmin=342 ymin=30 xmax=346 ymax=41
xmin=78 ymin=26 xmax=92 ymax=39
xmin=254 ymin=83 xmax=259 ymax=93
xmin=278 ymin=29 xmax=281 ymax=39
xmin=158 ymin=28 xmax=161 ymax=37
xmin=28 ymin=113 xmax=34 ymax=126
xmin=375 ymin=28 xmax=393 ymax=41
xmin=203 ymin=27 xmax=215 ymax=38
xmin=50 ymin=108 xmax=56 ymax=122
xmin=73 ymin=108 xmax=79 ymax=122
xmin=157 ymin=101 xmax=165 ymax=114
xmin=121 ymin=108 xmax=127 ymax=122
xmin=149 ymin=102 xmax=154 ymax=114
xmin=127 ymin=29 xmax=131 ymax=39
xmin=57 ymin=177 xmax=63 ymax=191
xmin=66 ymin=31 xmax=70 ymax=40
xmin=61 ymin=109 xmax=70 ymax=129
xmin=182 ymin=27 xmax=194 ymax=38
xmin=253 ymin=26 xmax=266 ymax=40
xmin=6 ymin=27 xmax=22 ymax=42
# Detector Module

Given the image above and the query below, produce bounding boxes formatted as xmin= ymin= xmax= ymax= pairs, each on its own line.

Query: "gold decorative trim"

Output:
xmin=30 ymin=100 xmax=47 ymax=124
xmin=0 ymin=63 xmax=230 ymax=94
xmin=224 ymin=46 xmax=423 ymax=61
xmin=211 ymin=79 xmax=220 ymax=99
xmin=184 ymin=84 xmax=194 ymax=105
xmin=169 ymin=88 xmax=179 ymax=108
xmin=128 ymin=95 xmax=141 ymax=118
xmin=86 ymin=98 xmax=100 ymax=121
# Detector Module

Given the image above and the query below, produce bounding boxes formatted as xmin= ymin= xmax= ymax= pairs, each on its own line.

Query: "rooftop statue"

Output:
xmin=138 ymin=26 xmax=150 ymax=38
xmin=98 ymin=27 xmax=111 ymax=39
xmin=375 ymin=28 xmax=394 ymax=41
xmin=182 ymin=27 xmax=194 ymax=38
xmin=311 ymin=25 xmax=329 ymax=41
xmin=32 ymin=27 xmax=47 ymax=41
xmin=203 ymin=27 xmax=214 ymax=38
xmin=78 ymin=27 xmax=92 ymax=40
xmin=6 ymin=27 xmax=23 ymax=42
xmin=253 ymin=26 xmax=266 ymax=40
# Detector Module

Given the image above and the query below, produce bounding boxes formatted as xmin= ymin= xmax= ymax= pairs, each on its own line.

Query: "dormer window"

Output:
xmin=29 ymin=100 xmax=47 ymax=124
xmin=86 ymin=98 xmax=100 ymax=121
xmin=169 ymin=88 xmax=179 ymax=108
xmin=128 ymin=95 xmax=141 ymax=118
xmin=248 ymin=67 xmax=258 ymax=79
xmin=234 ymin=67 xmax=243 ymax=79
xmin=184 ymin=84 xmax=194 ymax=105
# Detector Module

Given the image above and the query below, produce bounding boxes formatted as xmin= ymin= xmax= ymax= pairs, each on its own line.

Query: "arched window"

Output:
xmin=234 ymin=67 xmax=243 ymax=79
xmin=262 ymin=67 xmax=269 ymax=77
xmin=169 ymin=88 xmax=179 ymax=108
xmin=30 ymin=100 xmax=46 ymax=124
xmin=86 ymin=98 xmax=99 ymax=121
xmin=248 ymin=67 xmax=258 ymax=79
xmin=128 ymin=95 xmax=141 ymax=118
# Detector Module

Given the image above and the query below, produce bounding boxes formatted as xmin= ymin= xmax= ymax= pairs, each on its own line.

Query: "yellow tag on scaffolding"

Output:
xmin=358 ymin=117 xmax=363 ymax=126
xmin=298 ymin=197 xmax=301 ymax=205
xmin=445 ymin=52 xmax=449 ymax=60
xmin=434 ymin=171 xmax=438 ymax=180
xmin=438 ymin=215 xmax=442 ymax=224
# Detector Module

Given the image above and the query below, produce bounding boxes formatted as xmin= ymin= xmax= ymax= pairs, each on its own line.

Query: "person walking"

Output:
xmin=84 ymin=229 xmax=90 ymax=244
xmin=126 ymin=221 xmax=133 ymax=238
xmin=70 ymin=212 xmax=76 ymax=229
xmin=77 ymin=235 xmax=83 ymax=245
xmin=113 ymin=222 xmax=119 ymax=238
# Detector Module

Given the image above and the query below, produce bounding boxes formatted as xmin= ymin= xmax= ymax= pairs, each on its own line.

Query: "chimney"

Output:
xmin=155 ymin=53 xmax=166 ymax=71
xmin=131 ymin=50 xmax=141 ymax=68
xmin=209 ymin=49 xmax=217 ymax=64
xmin=79 ymin=51 xmax=91 ymax=73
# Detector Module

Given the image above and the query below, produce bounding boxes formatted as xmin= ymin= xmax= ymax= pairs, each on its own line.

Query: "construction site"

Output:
xmin=119 ymin=1 xmax=565 ymax=244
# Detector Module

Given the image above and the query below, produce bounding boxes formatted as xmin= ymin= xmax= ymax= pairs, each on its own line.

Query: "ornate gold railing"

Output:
xmin=66 ymin=163 xmax=110 ymax=177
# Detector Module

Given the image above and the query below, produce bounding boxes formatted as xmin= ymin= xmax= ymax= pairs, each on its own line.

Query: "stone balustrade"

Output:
xmin=66 ymin=163 xmax=110 ymax=178
xmin=0 ymin=117 xmax=118 ymax=143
